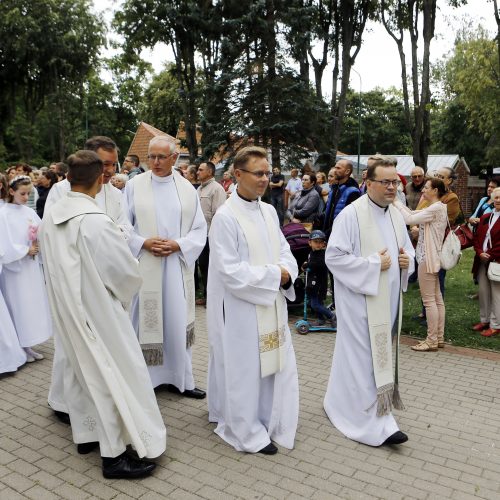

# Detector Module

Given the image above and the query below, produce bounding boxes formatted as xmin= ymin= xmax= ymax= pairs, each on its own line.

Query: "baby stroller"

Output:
xmin=282 ymin=222 xmax=311 ymax=304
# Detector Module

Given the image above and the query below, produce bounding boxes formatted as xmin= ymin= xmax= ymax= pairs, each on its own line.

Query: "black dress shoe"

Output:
xmin=54 ymin=410 xmax=71 ymax=425
xmin=77 ymin=442 xmax=99 ymax=454
xmin=166 ymin=385 xmax=206 ymax=399
xmin=258 ymin=442 xmax=278 ymax=455
xmin=383 ymin=431 xmax=408 ymax=445
xmin=102 ymin=452 xmax=156 ymax=479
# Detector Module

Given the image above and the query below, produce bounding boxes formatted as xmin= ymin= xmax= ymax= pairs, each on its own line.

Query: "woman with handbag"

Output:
xmin=394 ymin=178 xmax=448 ymax=351
xmin=471 ymin=187 xmax=500 ymax=337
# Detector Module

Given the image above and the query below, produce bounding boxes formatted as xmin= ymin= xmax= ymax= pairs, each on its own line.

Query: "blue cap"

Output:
xmin=309 ymin=230 xmax=326 ymax=241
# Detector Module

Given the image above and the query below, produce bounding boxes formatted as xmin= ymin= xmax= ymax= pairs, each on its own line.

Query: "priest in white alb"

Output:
xmin=324 ymin=156 xmax=414 ymax=447
xmin=45 ymin=136 xmax=131 ymax=425
xmin=207 ymin=146 xmax=299 ymax=455
xmin=39 ymin=150 xmax=166 ymax=478
xmin=125 ymin=136 xmax=207 ymax=398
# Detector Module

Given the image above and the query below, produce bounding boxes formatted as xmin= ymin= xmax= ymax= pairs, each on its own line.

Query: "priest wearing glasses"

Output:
xmin=125 ymin=136 xmax=207 ymax=398
xmin=324 ymin=154 xmax=414 ymax=447
xmin=206 ymin=146 xmax=299 ymax=455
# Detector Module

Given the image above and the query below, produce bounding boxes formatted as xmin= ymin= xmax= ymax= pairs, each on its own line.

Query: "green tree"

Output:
xmin=115 ymin=0 xmax=219 ymax=161
xmin=431 ymin=100 xmax=489 ymax=173
xmin=139 ymin=66 xmax=188 ymax=138
xmin=443 ymin=30 xmax=499 ymax=165
xmin=0 ymin=0 xmax=103 ymax=162
xmin=339 ymin=88 xmax=412 ymax=155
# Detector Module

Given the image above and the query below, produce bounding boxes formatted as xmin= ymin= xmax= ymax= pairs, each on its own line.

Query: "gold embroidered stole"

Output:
xmin=226 ymin=195 xmax=286 ymax=377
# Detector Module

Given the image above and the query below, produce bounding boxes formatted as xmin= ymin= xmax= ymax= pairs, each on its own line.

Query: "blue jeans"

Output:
xmin=310 ymin=292 xmax=333 ymax=321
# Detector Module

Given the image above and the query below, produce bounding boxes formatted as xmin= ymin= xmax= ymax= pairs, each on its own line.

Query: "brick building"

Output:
xmin=126 ymin=122 xmax=177 ymax=167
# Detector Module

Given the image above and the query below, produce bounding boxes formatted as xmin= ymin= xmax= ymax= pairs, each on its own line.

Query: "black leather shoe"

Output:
xmin=77 ymin=442 xmax=99 ymax=454
xmin=258 ymin=442 xmax=278 ymax=455
xmin=102 ymin=453 xmax=156 ymax=479
xmin=166 ymin=385 xmax=206 ymax=399
xmin=54 ymin=410 xmax=71 ymax=425
xmin=383 ymin=431 xmax=408 ymax=445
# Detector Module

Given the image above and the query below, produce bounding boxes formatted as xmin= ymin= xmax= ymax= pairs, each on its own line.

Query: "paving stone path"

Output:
xmin=1 ymin=307 xmax=499 ymax=499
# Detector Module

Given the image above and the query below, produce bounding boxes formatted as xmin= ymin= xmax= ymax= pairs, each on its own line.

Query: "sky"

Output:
xmin=99 ymin=0 xmax=497 ymax=94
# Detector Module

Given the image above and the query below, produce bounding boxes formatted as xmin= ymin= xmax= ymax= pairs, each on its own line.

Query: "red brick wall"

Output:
xmin=454 ymin=160 xmax=471 ymax=215
xmin=127 ymin=128 xmax=154 ymax=165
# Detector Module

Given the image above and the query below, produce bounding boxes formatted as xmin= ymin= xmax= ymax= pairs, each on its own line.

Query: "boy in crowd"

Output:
xmin=303 ymin=230 xmax=336 ymax=327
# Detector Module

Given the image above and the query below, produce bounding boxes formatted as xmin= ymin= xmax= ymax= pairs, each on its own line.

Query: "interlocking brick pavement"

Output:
xmin=1 ymin=306 xmax=500 ymax=499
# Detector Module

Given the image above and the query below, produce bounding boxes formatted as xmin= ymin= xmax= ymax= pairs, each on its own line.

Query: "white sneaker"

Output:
xmin=24 ymin=348 xmax=44 ymax=361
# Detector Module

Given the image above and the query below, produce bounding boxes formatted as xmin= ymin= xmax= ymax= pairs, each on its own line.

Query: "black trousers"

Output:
xmin=198 ymin=239 xmax=210 ymax=299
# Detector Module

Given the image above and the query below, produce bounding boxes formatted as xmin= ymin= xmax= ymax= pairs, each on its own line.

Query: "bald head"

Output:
xmin=411 ymin=166 xmax=425 ymax=187
xmin=334 ymin=160 xmax=353 ymax=183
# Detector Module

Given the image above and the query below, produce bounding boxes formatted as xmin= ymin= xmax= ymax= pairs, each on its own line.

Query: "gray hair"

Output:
xmin=148 ymin=136 xmax=176 ymax=153
xmin=114 ymin=173 xmax=128 ymax=184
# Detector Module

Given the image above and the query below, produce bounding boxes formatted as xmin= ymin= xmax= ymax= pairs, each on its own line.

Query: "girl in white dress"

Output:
xmin=0 ymin=173 xmax=27 ymax=373
xmin=0 ymin=175 xmax=52 ymax=362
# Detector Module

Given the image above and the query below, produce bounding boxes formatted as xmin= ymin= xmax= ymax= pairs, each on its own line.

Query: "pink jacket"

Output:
xmin=394 ymin=200 xmax=448 ymax=273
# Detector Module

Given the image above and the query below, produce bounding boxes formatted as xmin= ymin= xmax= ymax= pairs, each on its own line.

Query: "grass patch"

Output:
xmin=402 ymin=248 xmax=500 ymax=351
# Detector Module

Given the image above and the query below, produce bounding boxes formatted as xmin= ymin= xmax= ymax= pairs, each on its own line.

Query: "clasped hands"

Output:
xmin=143 ymin=237 xmax=180 ymax=257
xmin=379 ymin=247 xmax=410 ymax=271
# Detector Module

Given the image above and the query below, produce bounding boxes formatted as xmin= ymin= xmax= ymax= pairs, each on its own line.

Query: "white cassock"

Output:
xmin=207 ymin=193 xmax=299 ymax=452
xmin=0 ymin=204 xmax=52 ymax=348
xmin=39 ymin=192 xmax=166 ymax=458
xmin=324 ymin=199 xmax=414 ymax=446
xmin=125 ymin=173 xmax=207 ymax=389
xmin=44 ymin=179 xmax=129 ymax=227
xmin=0 ymin=201 xmax=27 ymax=373
xmin=45 ymin=179 xmax=131 ymax=414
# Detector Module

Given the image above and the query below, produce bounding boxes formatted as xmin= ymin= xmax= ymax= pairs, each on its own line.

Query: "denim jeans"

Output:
xmin=310 ymin=292 xmax=333 ymax=321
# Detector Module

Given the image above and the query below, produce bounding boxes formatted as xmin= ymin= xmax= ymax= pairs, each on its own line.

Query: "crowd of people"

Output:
xmin=1 ymin=139 xmax=499 ymax=480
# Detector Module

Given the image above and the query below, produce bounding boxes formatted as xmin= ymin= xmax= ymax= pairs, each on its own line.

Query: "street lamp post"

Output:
xmin=350 ymin=68 xmax=362 ymax=177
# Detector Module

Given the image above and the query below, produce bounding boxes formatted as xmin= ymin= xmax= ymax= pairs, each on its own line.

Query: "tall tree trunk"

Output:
xmin=266 ymin=0 xmax=280 ymax=167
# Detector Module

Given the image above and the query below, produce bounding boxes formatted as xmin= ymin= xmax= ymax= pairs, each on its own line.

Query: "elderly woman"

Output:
xmin=394 ymin=177 xmax=448 ymax=351
xmin=471 ymin=187 xmax=500 ymax=337
xmin=292 ymin=173 xmax=321 ymax=227
xmin=111 ymin=173 xmax=129 ymax=193
xmin=469 ymin=179 xmax=499 ymax=227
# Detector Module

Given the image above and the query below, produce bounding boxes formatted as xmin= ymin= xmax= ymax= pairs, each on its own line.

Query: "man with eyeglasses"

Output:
xmin=207 ymin=146 xmax=299 ymax=455
xmin=324 ymin=155 xmax=414 ymax=447
xmin=45 ymin=136 xmax=133 ymax=426
xmin=406 ymin=166 xmax=425 ymax=210
xmin=123 ymin=154 xmax=145 ymax=179
xmin=125 ymin=136 xmax=207 ymax=400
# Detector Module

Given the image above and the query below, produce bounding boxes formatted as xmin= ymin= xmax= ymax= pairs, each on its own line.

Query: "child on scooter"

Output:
xmin=302 ymin=230 xmax=336 ymax=328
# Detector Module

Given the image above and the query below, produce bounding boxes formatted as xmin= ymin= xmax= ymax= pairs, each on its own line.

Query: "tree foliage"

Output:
xmin=443 ymin=30 xmax=499 ymax=164
xmin=339 ymin=88 xmax=412 ymax=155
xmin=0 ymin=0 xmax=104 ymax=162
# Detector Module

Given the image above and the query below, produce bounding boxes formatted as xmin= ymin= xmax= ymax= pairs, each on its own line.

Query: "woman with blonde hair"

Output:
xmin=394 ymin=177 xmax=448 ymax=351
